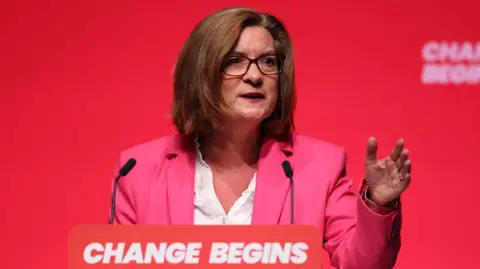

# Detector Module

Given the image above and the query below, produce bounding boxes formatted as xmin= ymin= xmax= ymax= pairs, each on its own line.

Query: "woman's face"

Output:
xmin=219 ymin=26 xmax=280 ymax=125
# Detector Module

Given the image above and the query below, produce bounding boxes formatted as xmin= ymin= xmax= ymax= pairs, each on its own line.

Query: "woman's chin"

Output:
xmin=231 ymin=112 xmax=268 ymax=123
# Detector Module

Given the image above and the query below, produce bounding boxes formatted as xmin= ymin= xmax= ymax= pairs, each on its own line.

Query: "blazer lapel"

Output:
xmin=165 ymin=135 xmax=196 ymax=225
xmin=252 ymin=137 xmax=292 ymax=224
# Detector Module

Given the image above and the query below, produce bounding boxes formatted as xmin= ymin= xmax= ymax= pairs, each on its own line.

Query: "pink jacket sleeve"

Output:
xmin=323 ymin=152 xmax=402 ymax=269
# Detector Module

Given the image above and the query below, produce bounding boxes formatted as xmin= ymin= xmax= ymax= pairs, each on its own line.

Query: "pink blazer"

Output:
xmin=112 ymin=133 xmax=401 ymax=269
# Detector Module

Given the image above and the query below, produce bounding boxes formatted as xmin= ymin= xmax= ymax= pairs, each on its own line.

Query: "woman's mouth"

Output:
xmin=239 ymin=92 xmax=265 ymax=102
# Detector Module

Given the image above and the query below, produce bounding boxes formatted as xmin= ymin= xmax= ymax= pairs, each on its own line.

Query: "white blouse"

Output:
xmin=193 ymin=139 xmax=256 ymax=225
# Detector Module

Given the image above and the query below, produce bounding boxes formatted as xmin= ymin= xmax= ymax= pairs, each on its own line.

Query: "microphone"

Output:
xmin=281 ymin=160 xmax=294 ymax=225
xmin=108 ymin=158 xmax=137 ymax=224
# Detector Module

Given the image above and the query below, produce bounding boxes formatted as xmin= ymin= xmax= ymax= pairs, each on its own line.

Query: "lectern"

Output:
xmin=68 ymin=224 xmax=323 ymax=268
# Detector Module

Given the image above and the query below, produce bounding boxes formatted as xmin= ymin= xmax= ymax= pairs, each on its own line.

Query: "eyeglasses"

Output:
xmin=222 ymin=54 xmax=285 ymax=76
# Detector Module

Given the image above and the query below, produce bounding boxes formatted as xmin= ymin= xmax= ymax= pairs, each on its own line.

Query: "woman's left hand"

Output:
xmin=365 ymin=137 xmax=411 ymax=206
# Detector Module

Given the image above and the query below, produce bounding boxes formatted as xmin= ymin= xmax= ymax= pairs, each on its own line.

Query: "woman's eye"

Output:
xmin=261 ymin=57 xmax=276 ymax=66
xmin=227 ymin=57 xmax=242 ymax=64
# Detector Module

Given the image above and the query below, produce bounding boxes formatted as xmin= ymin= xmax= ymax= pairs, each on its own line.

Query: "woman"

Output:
xmin=111 ymin=7 xmax=411 ymax=269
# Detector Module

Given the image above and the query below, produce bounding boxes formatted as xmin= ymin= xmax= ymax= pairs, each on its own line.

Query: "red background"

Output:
xmin=2 ymin=1 xmax=479 ymax=268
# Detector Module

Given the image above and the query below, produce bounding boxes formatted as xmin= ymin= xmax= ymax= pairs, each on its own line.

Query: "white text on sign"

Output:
xmin=83 ymin=242 xmax=309 ymax=265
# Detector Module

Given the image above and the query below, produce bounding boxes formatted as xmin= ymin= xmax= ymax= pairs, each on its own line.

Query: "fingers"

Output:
xmin=396 ymin=148 xmax=409 ymax=170
xmin=400 ymin=159 xmax=411 ymax=181
xmin=366 ymin=137 xmax=378 ymax=161
xmin=390 ymin=138 xmax=405 ymax=161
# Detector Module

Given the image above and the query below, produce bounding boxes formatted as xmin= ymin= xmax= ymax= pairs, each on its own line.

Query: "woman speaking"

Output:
xmin=110 ymin=7 xmax=412 ymax=269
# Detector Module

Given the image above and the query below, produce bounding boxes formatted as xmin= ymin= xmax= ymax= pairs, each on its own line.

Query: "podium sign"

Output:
xmin=68 ymin=225 xmax=323 ymax=268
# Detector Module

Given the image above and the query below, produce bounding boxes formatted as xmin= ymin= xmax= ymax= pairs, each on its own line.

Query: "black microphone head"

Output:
xmin=119 ymin=158 xmax=136 ymax=176
xmin=281 ymin=160 xmax=293 ymax=178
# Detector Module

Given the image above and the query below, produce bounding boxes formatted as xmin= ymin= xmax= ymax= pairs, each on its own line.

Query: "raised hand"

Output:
xmin=365 ymin=137 xmax=411 ymax=206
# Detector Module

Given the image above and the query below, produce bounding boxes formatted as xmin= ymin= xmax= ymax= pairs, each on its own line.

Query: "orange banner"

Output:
xmin=68 ymin=225 xmax=323 ymax=268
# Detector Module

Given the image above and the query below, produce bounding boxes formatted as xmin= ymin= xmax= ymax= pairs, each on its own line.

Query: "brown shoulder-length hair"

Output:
xmin=172 ymin=7 xmax=296 ymax=138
